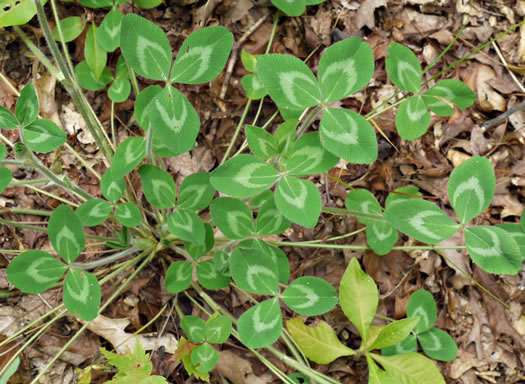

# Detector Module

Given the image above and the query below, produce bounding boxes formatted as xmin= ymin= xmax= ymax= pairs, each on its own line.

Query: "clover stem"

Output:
xmin=0 ymin=131 xmax=14 ymax=148
xmin=219 ymin=98 xmax=253 ymax=165
xmin=71 ymin=247 xmax=139 ymax=269
xmin=64 ymin=143 xmax=101 ymax=180
xmin=49 ymin=0 xmax=76 ymax=79
xmin=296 ymin=105 xmax=323 ymax=138
xmin=25 ymin=184 xmax=81 ymax=207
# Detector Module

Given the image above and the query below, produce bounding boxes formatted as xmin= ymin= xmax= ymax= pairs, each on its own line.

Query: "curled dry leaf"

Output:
xmin=214 ymin=350 xmax=269 ymax=384
xmin=464 ymin=63 xmax=507 ymax=112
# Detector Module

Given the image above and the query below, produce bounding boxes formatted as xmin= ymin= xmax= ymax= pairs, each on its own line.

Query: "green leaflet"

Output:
xmin=381 ymin=334 xmax=418 ymax=356
xmin=318 ymin=37 xmax=374 ymax=103
xmin=137 ymin=165 xmax=176 ymax=208
xmin=120 ymin=14 xmax=171 ymax=81
xmin=370 ymin=353 xmax=445 ymax=384
xmin=196 ymin=260 xmax=230 ymax=290
xmin=230 ymin=247 xmax=278 ymax=295
xmin=191 ymin=343 xmax=220 ymax=373
xmin=237 ymin=239 xmax=290 ymax=284
xmin=78 ymin=0 xmax=112 ymax=7
xmin=210 ymin=197 xmax=254 ymax=239
xmin=15 ymin=83 xmax=38 ymax=127
xmin=240 ymin=49 xmax=257 ymax=72
xmin=275 ymin=176 xmax=321 ymax=228
xmin=385 ymin=42 xmax=422 ymax=93
xmin=0 ymin=166 xmax=12 ymax=194
xmin=274 ymin=119 xmax=297 ymax=155
xmin=339 ymin=258 xmax=378 ymax=343
xmin=418 ymin=328 xmax=457 ymax=362
xmin=165 ymin=261 xmax=193 ymax=293
xmin=63 ymin=268 xmax=101 ymax=321
xmin=111 ymin=137 xmax=146 ymax=180
xmin=134 ymin=0 xmax=163 ymax=8
xmin=257 ymin=54 xmax=321 ymax=111
xmin=385 ymin=186 xmax=422 ymax=208
xmin=0 ymin=0 xmax=45 ymax=28
xmin=146 ymin=86 xmax=200 ymax=156
xmin=0 ymin=143 xmax=6 ymax=160
xmin=53 ymin=16 xmax=85 ymax=42
xmin=85 ymin=23 xmax=107 ymax=80
xmin=424 ymin=79 xmax=475 ymax=110
xmin=115 ymin=202 xmax=142 ymax=227
xmin=180 ymin=316 xmax=207 ymax=343
xmin=0 ymin=357 xmax=19 ymax=384
xmin=464 ymin=226 xmax=522 ymax=275
xmin=496 ymin=224 xmax=525 ymax=261
xmin=108 ymin=77 xmax=131 ymax=103
xmin=206 ymin=316 xmax=232 ymax=344
xmin=0 ymin=105 xmax=18 ymax=129
xmin=281 ymin=277 xmax=338 ymax=316
xmin=6 ymin=250 xmax=66 ymax=293
xmin=345 ymin=189 xmax=383 ymax=225
xmin=48 ymin=205 xmax=85 ymax=263
xmin=97 ymin=7 xmax=123 ymax=52
xmin=422 ymin=94 xmax=455 ymax=117
xmin=170 ymin=26 xmax=233 ymax=84
xmin=241 ymin=74 xmax=267 ymax=99
xmin=245 ymin=125 xmax=279 ymax=160
xmin=320 ymin=107 xmax=377 ymax=164
xmin=23 ymin=119 xmax=66 ymax=152
xmin=238 ymin=298 xmax=282 ymax=349
xmin=395 ymin=96 xmax=431 ymax=140
xmin=384 ymin=199 xmax=458 ymax=244
xmin=210 ymin=154 xmax=279 ymax=198
xmin=177 ymin=172 xmax=216 ymax=211
xmin=185 ymin=223 xmax=214 ymax=260
xmin=76 ymin=199 xmax=113 ymax=226
xmin=285 ymin=132 xmax=338 ymax=176
xmin=168 ymin=209 xmax=205 ymax=246
xmin=101 ymin=168 xmax=126 ymax=202
xmin=448 ymin=156 xmax=495 ymax=224
xmin=366 ymin=221 xmax=398 ymax=256
xmin=255 ymin=196 xmax=291 ymax=236
xmin=367 ymin=357 xmax=401 ymax=384
xmin=271 ymin=0 xmax=307 ymax=16
xmin=287 ymin=318 xmax=355 ymax=364
xmin=75 ymin=61 xmax=113 ymax=91
xmin=407 ymin=289 xmax=436 ymax=333
xmin=368 ymin=318 xmax=419 ymax=351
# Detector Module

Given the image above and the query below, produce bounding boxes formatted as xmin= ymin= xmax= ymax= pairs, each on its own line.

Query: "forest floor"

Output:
xmin=1 ymin=0 xmax=525 ymax=383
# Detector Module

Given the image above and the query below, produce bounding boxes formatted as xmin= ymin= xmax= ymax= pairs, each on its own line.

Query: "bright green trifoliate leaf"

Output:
xmin=111 ymin=137 xmax=146 ymax=180
xmin=0 ymin=143 xmax=6 ymax=160
xmin=238 ymin=298 xmax=282 ymax=349
xmin=464 ymin=226 xmax=522 ymax=275
xmin=281 ymin=277 xmax=338 ymax=316
xmin=120 ymin=14 xmax=171 ymax=81
xmin=395 ymin=96 xmax=431 ymax=140
xmin=85 ymin=23 xmax=107 ymax=80
xmin=48 ymin=205 xmax=85 ymax=263
xmin=15 ymin=83 xmax=38 ymax=127
xmin=191 ymin=342 xmax=219 ymax=373
xmin=165 ymin=261 xmax=193 ymax=293
xmin=255 ymin=196 xmax=291 ymax=236
xmin=230 ymin=247 xmax=278 ymax=295
xmin=108 ymin=77 xmax=131 ymax=103
xmin=339 ymin=258 xmax=378 ymax=342
xmin=0 ymin=167 xmax=12 ymax=193
xmin=96 ymin=8 xmax=123 ymax=52
xmin=210 ymin=197 xmax=253 ymax=239
xmin=0 ymin=106 xmax=18 ymax=129
xmin=285 ymin=132 xmax=338 ymax=176
xmin=210 ymin=154 xmax=279 ymax=198
xmin=241 ymin=74 xmax=267 ymax=99
xmin=0 ymin=0 xmax=42 ymax=28
xmin=185 ymin=223 xmax=214 ymax=260
xmin=75 ymin=61 xmax=113 ymax=91
xmin=424 ymin=79 xmax=475 ymax=110
xmin=6 ymin=250 xmax=66 ymax=293
xmin=180 ymin=316 xmax=206 ymax=343
xmin=385 ymin=186 xmax=422 ymax=208
xmin=101 ymin=168 xmax=126 ymax=202
xmin=135 ymin=85 xmax=162 ymax=129
xmin=115 ymin=202 xmax=142 ymax=227
xmin=237 ymin=239 xmax=290 ymax=284
xmin=370 ymin=353 xmax=445 ymax=384
xmin=407 ymin=289 xmax=436 ymax=333
xmin=76 ymin=199 xmax=113 ymax=226
xmin=146 ymin=86 xmax=200 ymax=156
xmin=418 ymin=328 xmax=457 ymax=361
xmin=257 ymin=54 xmax=321 ymax=111
xmin=23 ymin=119 xmax=66 ymax=152
xmin=366 ymin=221 xmax=398 ymax=256
xmin=345 ymin=189 xmax=382 ymax=225
xmin=385 ymin=42 xmax=422 ymax=93
xmin=318 ymin=37 xmax=374 ymax=103
xmin=368 ymin=318 xmax=419 ymax=351
xmin=168 ymin=209 xmax=205 ymax=246
xmin=275 ymin=177 xmax=321 ymax=228
xmin=320 ymin=107 xmax=377 ymax=164
xmin=448 ymin=156 xmax=495 ymax=224
xmin=53 ymin=16 xmax=85 ymax=42
xmin=170 ymin=26 xmax=233 ymax=84
xmin=137 ymin=165 xmax=176 ymax=208
xmin=422 ymin=94 xmax=455 ymax=117
xmin=245 ymin=125 xmax=279 ymax=160
xmin=287 ymin=318 xmax=355 ymax=364
xmin=496 ymin=224 xmax=525 ymax=261
xmin=381 ymin=334 xmax=418 ymax=356
xmin=178 ymin=172 xmax=216 ymax=211
xmin=63 ymin=268 xmax=101 ymax=321
xmin=196 ymin=260 xmax=230 ymax=290
xmin=206 ymin=316 xmax=232 ymax=344
xmin=249 ymin=190 xmax=274 ymax=209
xmin=384 ymin=199 xmax=459 ymax=244
xmin=270 ymin=0 xmax=306 ymax=16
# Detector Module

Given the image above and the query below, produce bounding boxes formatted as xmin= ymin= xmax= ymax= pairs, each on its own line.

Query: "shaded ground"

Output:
xmin=1 ymin=0 xmax=525 ymax=383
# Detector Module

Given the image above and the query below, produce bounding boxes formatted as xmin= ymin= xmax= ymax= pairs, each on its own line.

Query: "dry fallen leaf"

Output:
xmin=465 ymin=63 xmax=507 ymax=112
xmin=354 ymin=0 xmax=387 ymax=30
xmin=214 ymin=350 xmax=270 ymax=384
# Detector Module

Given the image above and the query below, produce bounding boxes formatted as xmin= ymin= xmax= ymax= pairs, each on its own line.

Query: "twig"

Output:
xmin=481 ymin=99 xmax=525 ymax=130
